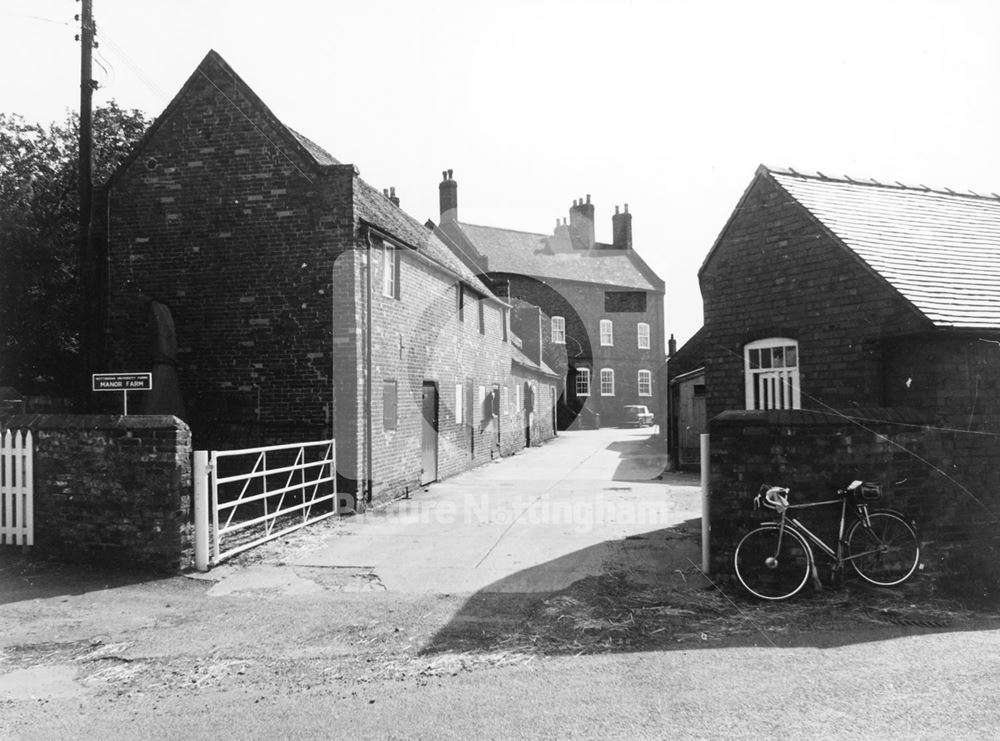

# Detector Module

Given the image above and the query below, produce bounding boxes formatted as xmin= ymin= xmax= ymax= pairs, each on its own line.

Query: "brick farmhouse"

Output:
xmin=672 ymin=165 xmax=1000 ymax=588
xmin=435 ymin=174 xmax=666 ymax=429
xmin=97 ymin=50 xmax=558 ymax=507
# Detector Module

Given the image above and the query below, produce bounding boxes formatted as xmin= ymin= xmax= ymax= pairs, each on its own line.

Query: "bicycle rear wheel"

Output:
xmin=846 ymin=511 xmax=919 ymax=586
xmin=734 ymin=525 xmax=813 ymax=600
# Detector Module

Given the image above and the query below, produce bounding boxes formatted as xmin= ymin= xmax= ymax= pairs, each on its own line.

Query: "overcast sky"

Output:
xmin=4 ymin=0 xmax=1000 ymax=346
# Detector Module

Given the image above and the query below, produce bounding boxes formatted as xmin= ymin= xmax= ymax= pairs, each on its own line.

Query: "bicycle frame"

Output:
xmin=737 ymin=484 xmax=920 ymax=599
xmin=771 ymin=496 xmax=879 ymax=568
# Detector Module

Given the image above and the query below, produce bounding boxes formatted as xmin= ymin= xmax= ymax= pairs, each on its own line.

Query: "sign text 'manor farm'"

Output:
xmin=92 ymin=373 xmax=153 ymax=392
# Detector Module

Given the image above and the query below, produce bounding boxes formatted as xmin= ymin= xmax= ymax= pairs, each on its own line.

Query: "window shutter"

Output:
xmin=383 ymin=380 xmax=398 ymax=430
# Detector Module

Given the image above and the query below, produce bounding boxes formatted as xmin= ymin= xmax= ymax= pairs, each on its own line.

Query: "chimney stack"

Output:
xmin=612 ymin=202 xmax=632 ymax=250
xmin=389 ymin=186 xmax=399 ymax=207
xmin=568 ymin=194 xmax=595 ymax=249
xmin=439 ymin=169 xmax=457 ymax=223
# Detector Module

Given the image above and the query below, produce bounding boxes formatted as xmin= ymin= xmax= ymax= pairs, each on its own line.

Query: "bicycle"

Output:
xmin=734 ymin=480 xmax=920 ymax=600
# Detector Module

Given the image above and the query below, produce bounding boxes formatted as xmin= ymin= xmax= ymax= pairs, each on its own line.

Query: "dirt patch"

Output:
xmin=421 ymin=571 xmax=998 ymax=657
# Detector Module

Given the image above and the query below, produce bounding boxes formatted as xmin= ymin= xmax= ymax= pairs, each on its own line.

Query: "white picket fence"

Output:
xmin=0 ymin=430 xmax=33 ymax=546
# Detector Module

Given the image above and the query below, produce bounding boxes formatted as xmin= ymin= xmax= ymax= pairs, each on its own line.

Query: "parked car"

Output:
xmin=623 ymin=404 xmax=654 ymax=427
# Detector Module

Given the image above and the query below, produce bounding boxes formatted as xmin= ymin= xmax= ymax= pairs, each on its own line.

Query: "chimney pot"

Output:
xmin=586 ymin=194 xmax=591 ymax=204
xmin=442 ymin=171 xmax=447 ymax=181
xmin=612 ymin=200 xmax=633 ymax=250
xmin=568 ymin=192 xmax=596 ymax=249
xmin=439 ymin=168 xmax=458 ymax=222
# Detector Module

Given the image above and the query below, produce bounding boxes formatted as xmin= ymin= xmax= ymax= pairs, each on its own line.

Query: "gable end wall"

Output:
xmin=101 ymin=58 xmax=359 ymax=460
xmin=699 ymin=175 xmax=927 ymax=419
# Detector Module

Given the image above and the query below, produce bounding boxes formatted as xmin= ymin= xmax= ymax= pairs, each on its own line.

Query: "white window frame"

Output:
xmin=381 ymin=243 xmax=397 ymax=299
xmin=600 ymin=319 xmax=613 ymax=346
xmin=551 ymin=316 xmax=566 ymax=344
xmin=638 ymin=369 xmax=652 ymax=397
xmin=744 ymin=337 xmax=801 ymax=410
xmin=637 ymin=322 xmax=650 ymax=350
xmin=600 ymin=368 xmax=615 ymax=397
xmin=575 ymin=368 xmax=591 ymax=397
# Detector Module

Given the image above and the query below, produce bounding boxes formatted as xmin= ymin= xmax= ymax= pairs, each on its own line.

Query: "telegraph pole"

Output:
xmin=78 ymin=0 xmax=96 ymax=386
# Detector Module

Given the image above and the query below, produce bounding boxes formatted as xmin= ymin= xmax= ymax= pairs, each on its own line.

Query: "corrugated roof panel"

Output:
xmin=770 ymin=169 xmax=1000 ymax=329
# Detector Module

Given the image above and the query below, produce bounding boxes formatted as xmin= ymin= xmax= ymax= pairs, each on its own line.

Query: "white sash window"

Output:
xmin=638 ymin=369 xmax=652 ymax=396
xmin=600 ymin=320 xmax=613 ymax=346
xmin=600 ymin=368 xmax=615 ymax=396
xmin=552 ymin=316 xmax=566 ymax=344
xmin=637 ymin=323 xmax=650 ymax=349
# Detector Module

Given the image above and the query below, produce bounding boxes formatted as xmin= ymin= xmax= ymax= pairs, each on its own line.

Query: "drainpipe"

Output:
xmin=363 ymin=226 xmax=374 ymax=505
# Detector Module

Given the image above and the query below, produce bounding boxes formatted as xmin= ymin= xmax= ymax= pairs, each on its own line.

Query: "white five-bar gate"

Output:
xmin=0 ymin=430 xmax=33 ymax=546
xmin=194 ymin=439 xmax=338 ymax=570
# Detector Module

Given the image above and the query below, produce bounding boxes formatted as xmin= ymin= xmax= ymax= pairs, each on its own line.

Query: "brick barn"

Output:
xmin=434 ymin=173 xmax=666 ymax=429
xmin=97 ymin=50 xmax=556 ymax=507
xmin=679 ymin=165 xmax=1000 ymax=588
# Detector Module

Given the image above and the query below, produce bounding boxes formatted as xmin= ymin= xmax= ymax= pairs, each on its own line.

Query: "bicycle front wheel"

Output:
xmin=734 ymin=525 xmax=813 ymax=600
xmin=846 ymin=511 xmax=920 ymax=586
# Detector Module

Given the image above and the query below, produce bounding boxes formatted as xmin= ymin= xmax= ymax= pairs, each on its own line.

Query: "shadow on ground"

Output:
xmin=606 ymin=433 xmax=670 ymax=482
xmin=0 ymin=549 xmax=165 ymax=605
xmin=420 ymin=522 xmax=1000 ymax=657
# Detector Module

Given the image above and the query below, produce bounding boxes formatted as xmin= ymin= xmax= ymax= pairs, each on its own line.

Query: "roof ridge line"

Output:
xmin=458 ymin=221 xmax=548 ymax=238
xmin=763 ymin=164 xmax=1000 ymax=203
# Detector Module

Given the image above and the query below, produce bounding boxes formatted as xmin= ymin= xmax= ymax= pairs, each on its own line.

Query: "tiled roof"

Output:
xmin=453 ymin=222 xmax=662 ymax=291
xmin=668 ymin=327 xmax=706 ymax=380
xmin=767 ymin=166 xmax=1000 ymax=330
xmin=279 ymin=127 xmax=497 ymax=300
xmin=287 ymin=128 xmax=340 ymax=166
xmin=510 ymin=344 xmax=559 ymax=378
xmin=352 ymin=180 xmax=497 ymax=299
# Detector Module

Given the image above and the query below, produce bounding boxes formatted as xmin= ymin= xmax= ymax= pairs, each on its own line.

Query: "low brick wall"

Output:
xmin=707 ymin=409 xmax=1000 ymax=593
xmin=2 ymin=414 xmax=193 ymax=572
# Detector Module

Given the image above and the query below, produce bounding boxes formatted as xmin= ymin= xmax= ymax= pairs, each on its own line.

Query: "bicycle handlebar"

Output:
xmin=754 ymin=485 xmax=790 ymax=512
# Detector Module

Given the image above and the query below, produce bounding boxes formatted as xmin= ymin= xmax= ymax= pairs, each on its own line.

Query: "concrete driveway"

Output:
xmin=218 ymin=427 xmax=705 ymax=595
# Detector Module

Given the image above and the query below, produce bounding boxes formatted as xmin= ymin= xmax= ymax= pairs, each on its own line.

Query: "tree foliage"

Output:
xmin=0 ymin=102 xmax=149 ymax=394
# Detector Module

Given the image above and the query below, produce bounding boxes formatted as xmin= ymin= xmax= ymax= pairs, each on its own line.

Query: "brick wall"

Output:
xmin=101 ymin=56 xmax=354 ymax=456
xmin=365 ymin=244 xmax=556 ymax=505
xmin=707 ymin=409 xmax=1000 ymax=593
xmin=497 ymin=273 xmax=663 ymax=426
xmin=699 ymin=174 xmax=928 ymax=420
xmin=100 ymin=52 xmax=558 ymax=512
xmin=884 ymin=333 xmax=1000 ymax=431
xmin=4 ymin=415 xmax=192 ymax=571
